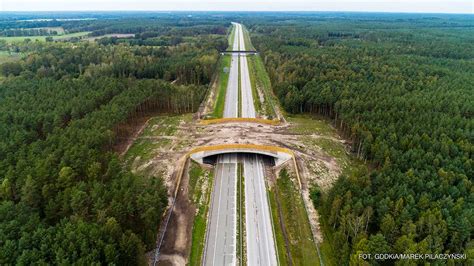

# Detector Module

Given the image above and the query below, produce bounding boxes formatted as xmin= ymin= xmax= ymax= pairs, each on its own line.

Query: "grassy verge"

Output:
xmin=188 ymin=162 xmax=214 ymax=265
xmin=241 ymin=25 xmax=255 ymax=51
xmin=211 ymin=55 xmax=231 ymax=118
xmin=268 ymin=189 xmax=290 ymax=264
xmin=247 ymin=55 xmax=278 ymax=119
xmin=269 ymin=168 xmax=320 ymax=265
xmin=228 ymin=24 xmax=236 ymax=49
xmin=319 ymin=232 xmax=338 ymax=266
xmin=124 ymin=114 xmax=191 ymax=165
xmin=0 ymin=31 xmax=91 ymax=43
xmin=246 ymin=55 xmax=263 ymax=116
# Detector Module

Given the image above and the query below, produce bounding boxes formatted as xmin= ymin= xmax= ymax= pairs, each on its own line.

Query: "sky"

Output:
xmin=0 ymin=0 xmax=472 ymax=14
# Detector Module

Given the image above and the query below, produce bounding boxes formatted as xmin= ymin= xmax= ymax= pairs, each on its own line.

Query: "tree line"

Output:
xmin=0 ymin=28 xmax=60 ymax=37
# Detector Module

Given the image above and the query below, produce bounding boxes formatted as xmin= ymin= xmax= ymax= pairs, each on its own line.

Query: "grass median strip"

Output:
xmin=236 ymin=162 xmax=246 ymax=265
xmin=241 ymin=25 xmax=255 ymax=51
xmin=228 ymin=24 xmax=236 ymax=48
xmin=189 ymin=162 xmax=214 ymax=265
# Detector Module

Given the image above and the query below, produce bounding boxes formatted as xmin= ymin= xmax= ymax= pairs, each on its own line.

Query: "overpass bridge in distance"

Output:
xmin=220 ymin=50 xmax=258 ymax=55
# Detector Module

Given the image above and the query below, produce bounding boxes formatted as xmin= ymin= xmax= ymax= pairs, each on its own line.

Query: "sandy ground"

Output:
xmin=127 ymin=114 xmax=346 ymax=265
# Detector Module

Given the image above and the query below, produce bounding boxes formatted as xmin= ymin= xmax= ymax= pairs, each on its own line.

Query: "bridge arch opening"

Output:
xmin=202 ymin=152 xmax=276 ymax=166
xmin=189 ymin=145 xmax=293 ymax=166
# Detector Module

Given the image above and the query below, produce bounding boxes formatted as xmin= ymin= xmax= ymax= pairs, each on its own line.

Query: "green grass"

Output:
xmin=125 ymin=138 xmax=171 ymax=163
xmin=211 ymin=55 xmax=231 ymax=118
xmin=241 ymin=25 xmax=255 ymax=51
xmin=268 ymin=187 xmax=291 ymax=264
xmin=0 ymin=31 xmax=91 ymax=43
xmin=269 ymin=168 xmax=320 ymax=266
xmin=246 ymin=55 xmax=263 ymax=115
xmin=188 ymin=162 xmax=213 ymax=266
xmin=228 ymin=24 xmax=236 ymax=49
xmin=305 ymin=137 xmax=346 ymax=160
xmin=0 ymin=51 xmax=22 ymax=64
xmin=236 ymin=163 xmax=245 ymax=265
xmin=288 ymin=114 xmax=366 ymax=176
xmin=124 ymin=114 xmax=190 ymax=164
xmin=9 ymin=26 xmax=65 ymax=35
xmin=140 ymin=114 xmax=189 ymax=137
xmin=247 ymin=55 xmax=278 ymax=119
xmin=286 ymin=114 xmax=336 ymax=136
xmin=319 ymin=235 xmax=338 ymax=266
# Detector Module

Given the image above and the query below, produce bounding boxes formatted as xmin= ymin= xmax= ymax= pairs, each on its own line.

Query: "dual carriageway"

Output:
xmin=202 ymin=22 xmax=278 ymax=266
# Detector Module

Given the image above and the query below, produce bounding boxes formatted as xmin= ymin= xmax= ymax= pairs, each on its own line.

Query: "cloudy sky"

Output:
xmin=0 ymin=0 xmax=472 ymax=13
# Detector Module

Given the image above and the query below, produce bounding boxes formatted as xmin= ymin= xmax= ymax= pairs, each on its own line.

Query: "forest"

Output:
xmin=0 ymin=14 xmax=227 ymax=264
xmin=0 ymin=11 xmax=472 ymax=264
xmin=247 ymin=13 xmax=473 ymax=263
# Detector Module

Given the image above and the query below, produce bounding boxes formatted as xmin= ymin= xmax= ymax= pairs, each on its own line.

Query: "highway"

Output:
xmin=203 ymin=22 xmax=277 ymax=266
xmin=238 ymin=23 xmax=256 ymax=119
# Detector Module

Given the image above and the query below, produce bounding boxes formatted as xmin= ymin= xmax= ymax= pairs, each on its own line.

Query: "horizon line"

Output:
xmin=0 ymin=10 xmax=473 ymax=15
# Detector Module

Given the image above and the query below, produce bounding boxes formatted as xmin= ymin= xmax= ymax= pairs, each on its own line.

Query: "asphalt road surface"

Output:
xmin=244 ymin=154 xmax=278 ymax=266
xmin=203 ymin=154 xmax=238 ymax=266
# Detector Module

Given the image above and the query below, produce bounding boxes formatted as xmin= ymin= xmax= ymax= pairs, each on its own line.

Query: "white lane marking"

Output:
xmin=257 ymin=157 xmax=273 ymax=265
xmin=233 ymin=158 xmax=237 ymax=265
xmin=212 ymin=161 xmax=225 ymax=265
